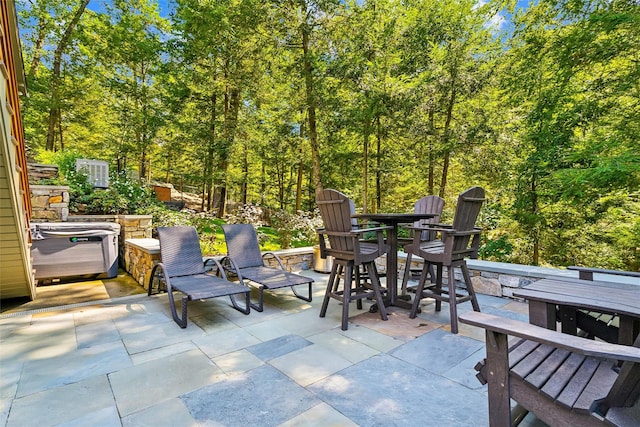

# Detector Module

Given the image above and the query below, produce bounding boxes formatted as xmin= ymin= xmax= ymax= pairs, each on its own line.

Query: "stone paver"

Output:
xmin=182 ymin=364 xmax=319 ymax=426
xmin=0 ymin=269 xmax=549 ymax=426
xmin=269 ymin=343 xmax=353 ymax=387
xmin=17 ymin=340 xmax=131 ymax=397
xmin=7 ymin=375 xmax=115 ymax=427
xmin=109 ymin=348 xmax=225 ymax=417
xmin=309 ymin=353 xmax=488 ymax=426
xmin=279 ymin=402 xmax=359 ymax=427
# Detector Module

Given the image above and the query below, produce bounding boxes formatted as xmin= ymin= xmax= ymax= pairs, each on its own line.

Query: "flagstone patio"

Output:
xmin=0 ymin=270 xmax=547 ymax=426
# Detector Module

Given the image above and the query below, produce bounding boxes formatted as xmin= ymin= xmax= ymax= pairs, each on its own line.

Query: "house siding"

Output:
xmin=0 ymin=0 xmax=34 ymax=299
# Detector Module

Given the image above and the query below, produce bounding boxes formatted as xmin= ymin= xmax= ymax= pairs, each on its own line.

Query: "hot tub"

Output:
xmin=31 ymin=222 xmax=120 ymax=280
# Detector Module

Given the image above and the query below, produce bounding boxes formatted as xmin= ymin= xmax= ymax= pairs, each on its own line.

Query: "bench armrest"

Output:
xmin=459 ymin=311 xmax=640 ymax=363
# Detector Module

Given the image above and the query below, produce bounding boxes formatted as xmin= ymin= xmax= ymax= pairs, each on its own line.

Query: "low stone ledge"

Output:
xmin=393 ymin=255 xmax=636 ymax=298
xmin=125 ymin=238 xmax=159 ymax=254
xmin=124 ymin=240 xmax=314 ymax=288
xmin=124 ymin=238 xmax=160 ymax=289
xmin=263 ymin=247 xmax=313 ymax=272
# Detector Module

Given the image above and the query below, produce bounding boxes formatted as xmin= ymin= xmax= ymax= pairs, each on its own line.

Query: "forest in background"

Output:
xmin=16 ymin=0 xmax=640 ymax=270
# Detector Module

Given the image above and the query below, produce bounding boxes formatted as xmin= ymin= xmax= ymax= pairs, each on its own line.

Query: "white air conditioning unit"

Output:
xmin=76 ymin=159 xmax=109 ymax=188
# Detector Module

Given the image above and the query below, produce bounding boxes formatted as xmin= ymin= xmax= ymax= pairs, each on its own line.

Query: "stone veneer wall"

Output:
xmin=262 ymin=247 xmax=314 ymax=272
xmin=124 ymin=239 xmax=160 ymax=290
xmin=393 ymin=256 xmax=636 ymax=298
xmin=124 ymin=239 xmax=315 ymax=289
xmin=121 ymin=238 xmax=637 ymax=296
xmin=30 ymin=185 xmax=69 ymax=221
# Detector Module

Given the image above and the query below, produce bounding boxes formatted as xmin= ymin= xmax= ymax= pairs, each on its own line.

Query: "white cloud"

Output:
xmin=488 ymin=13 xmax=506 ymax=31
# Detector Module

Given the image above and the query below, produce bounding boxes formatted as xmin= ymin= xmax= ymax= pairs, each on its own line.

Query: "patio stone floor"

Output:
xmin=0 ymin=270 xmax=548 ymax=426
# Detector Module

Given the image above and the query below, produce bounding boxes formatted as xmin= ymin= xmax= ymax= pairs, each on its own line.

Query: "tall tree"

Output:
xmin=46 ymin=0 xmax=90 ymax=151
xmin=99 ymin=0 xmax=168 ymax=180
xmin=400 ymin=0 xmax=499 ymax=200
xmin=505 ymin=0 xmax=640 ymax=266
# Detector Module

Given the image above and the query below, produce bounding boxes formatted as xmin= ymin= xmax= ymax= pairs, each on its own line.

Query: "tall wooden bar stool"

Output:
xmin=404 ymin=186 xmax=485 ymax=334
xmin=316 ymin=189 xmax=390 ymax=331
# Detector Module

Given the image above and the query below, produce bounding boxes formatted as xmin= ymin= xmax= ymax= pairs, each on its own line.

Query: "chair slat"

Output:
xmin=512 ymin=343 xmax=556 ymax=380
xmin=525 ymin=347 xmax=571 ymax=389
xmin=574 ymin=360 xmax=618 ymax=412
xmin=509 ymin=339 xmax=540 ymax=369
xmin=556 ymin=356 xmax=600 ymax=409
xmin=541 ymin=352 xmax=587 ymax=399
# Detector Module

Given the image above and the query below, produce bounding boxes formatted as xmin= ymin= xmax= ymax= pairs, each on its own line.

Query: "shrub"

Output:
xmin=224 ymin=203 xmax=264 ymax=226
xmin=35 ymin=150 xmax=160 ymax=214
xmin=271 ymin=209 xmax=323 ymax=249
xmin=224 ymin=203 xmax=269 ymax=244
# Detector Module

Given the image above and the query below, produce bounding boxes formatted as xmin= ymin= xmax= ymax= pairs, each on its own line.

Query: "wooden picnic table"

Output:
xmin=513 ymin=277 xmax=640 ymax=345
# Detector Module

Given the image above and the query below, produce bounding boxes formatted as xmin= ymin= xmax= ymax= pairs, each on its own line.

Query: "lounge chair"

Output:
xmin=221 ymin=224 xmax=314 ymax=312
xmin=148 ymin=226 xmax=250 ymax=328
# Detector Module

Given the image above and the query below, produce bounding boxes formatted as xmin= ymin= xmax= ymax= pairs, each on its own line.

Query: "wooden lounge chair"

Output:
xmin=405 ymin=186 xmax=485 ymax=333
xmin=148 ymin=226 xmax=250 ymax=328
xmin=316 ymin=189 xmax=390 ymax=330
xmin=460 ymin=311 xmax=640 ymax=427
xmin=221 ymin=224 xmax=314 ymax=312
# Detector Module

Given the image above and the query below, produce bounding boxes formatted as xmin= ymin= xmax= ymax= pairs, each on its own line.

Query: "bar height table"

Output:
xmin=352 ymin=212 xmax=435 ymax=308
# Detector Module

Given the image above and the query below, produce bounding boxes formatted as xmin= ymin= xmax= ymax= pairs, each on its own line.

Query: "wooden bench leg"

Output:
xmin=485 ymin=330 xmax=512 ymax=427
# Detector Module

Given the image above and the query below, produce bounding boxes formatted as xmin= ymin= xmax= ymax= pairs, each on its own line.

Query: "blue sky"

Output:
xmin=86 ymin=0 xmax=533 ymax=25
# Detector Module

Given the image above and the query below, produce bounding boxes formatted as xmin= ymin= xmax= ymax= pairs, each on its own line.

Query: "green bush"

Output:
xmin=270 ymin=209 xmax=323 ymax=249
xmin=35 ymin=150 xmax=160 ymax=215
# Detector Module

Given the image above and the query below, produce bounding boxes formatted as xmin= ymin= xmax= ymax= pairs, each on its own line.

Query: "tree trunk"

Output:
xmin=242 ymin=141 xmax=248 ymax=205
xmin=295 ymin=120 xmax=305 ymax=211
xmin=438 ymin=70 xmax=458 ymax=199
xmin=206 ymin=92 xmax=217 ymax=212
xmin=362 ymin=117 xmax=370 ymax=214
xmin=45 ymin=0 xmax=90 ymax=151
xmin=216 ymin=84 xmax=241 ymax=217
xmin=301 ymin=20 xmax=323 ymax=198
xmin=261 ymin=162 xmax=266 ymax=206
xmin=28 ymin=13 xmax=47 ymax=80
xmin=531 ymin=176 xmax=540 ymax=265
xmin=57 ymin=109 xmax=63 ymax=150
xmin=375 ymin=115 xmax=381 ymax=213
xmin=428 ymin=109 xmax=435 ymax=195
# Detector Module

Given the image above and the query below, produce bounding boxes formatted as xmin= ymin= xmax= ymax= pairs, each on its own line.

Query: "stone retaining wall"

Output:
xmin=30 ymin=185 xmax=69 ymax=221
xmin=121 ymin=238 xmax=638 ymax=296
xmin=393 ymin=256 xmax=636 ymax=298
xmin=262 ymin=248 xmax=314 ymax=272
